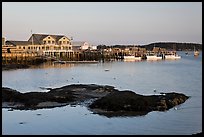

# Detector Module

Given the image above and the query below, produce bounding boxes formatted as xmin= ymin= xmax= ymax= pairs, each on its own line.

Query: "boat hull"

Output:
xmin=124 ymin=56 xmax=142 ymax=61
xmin=165 ymin=55 xmax=181 ymax=60
xmin=146 ymin=56 xmax=162 ymax=61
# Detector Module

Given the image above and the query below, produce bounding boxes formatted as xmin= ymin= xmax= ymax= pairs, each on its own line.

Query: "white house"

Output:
xmin=72 ymin=41 xmax=90 ymax=50
xmin=90 ymin=45 xmax=97 ymax=50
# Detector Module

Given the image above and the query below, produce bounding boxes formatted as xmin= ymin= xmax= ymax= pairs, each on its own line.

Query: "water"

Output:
xmin=2 ymin=51 xmax=202 ymax=135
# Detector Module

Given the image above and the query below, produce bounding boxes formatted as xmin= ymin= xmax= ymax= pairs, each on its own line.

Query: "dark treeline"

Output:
xmin=97 ymin=42 xmax=202 ymax=51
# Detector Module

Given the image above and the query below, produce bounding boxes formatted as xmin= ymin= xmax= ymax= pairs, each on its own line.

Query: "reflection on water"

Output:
xmin=2 ymin=51 xmax=202 ymax=135
xmin=30 ymin=61 xmax=75 ymax=69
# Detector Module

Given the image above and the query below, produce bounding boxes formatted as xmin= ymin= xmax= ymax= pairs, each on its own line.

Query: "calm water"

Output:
xmin=2 ymin=51 xmax=202 ymax=135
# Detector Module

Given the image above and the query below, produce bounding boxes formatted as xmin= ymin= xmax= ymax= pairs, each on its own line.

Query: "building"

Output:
xmin=72 ymin=41 xmax=98 ymax=51
xmin=2 ymin=37 xmax=25 ymax=54
xmin=90 ymin=45 xmax=97 ymax=50
xmin=2 ymin=37 xmax=6 ymax=46
xmin=72 ymin=41 xmax=90 ymax=51
xmin=28 ymin=34 xmax=73 ymax=57
xmin=4 ymin=34 xmax=74 ymax=59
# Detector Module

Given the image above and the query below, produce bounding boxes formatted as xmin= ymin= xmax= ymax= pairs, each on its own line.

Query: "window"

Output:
xmin=23 ymin=47 xmax=25 ymax=49
xmin=7 ymin=48 xmax=11 ymax=53
xmin=28 ymin=47 xmax=30 ymax=49
xmin=59 ymin=41 xmax=62 ymax=45
xmin=52 ymin=41 xmax=54 ymax=44
xmin=48 ymin=36 xmax=50 ymax=39
xmin=44 ymin=41 xmax=46 ymax=44
xmin=48 ymin=41 xmax=51 ymax=44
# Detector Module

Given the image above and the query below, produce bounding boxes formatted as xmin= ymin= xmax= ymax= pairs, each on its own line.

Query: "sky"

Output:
xmin=2 ymin=2 xmax=202 ymax=45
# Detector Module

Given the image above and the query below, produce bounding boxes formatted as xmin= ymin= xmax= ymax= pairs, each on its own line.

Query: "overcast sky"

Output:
xmin=2 ymin=2 xmax=202 ymax=45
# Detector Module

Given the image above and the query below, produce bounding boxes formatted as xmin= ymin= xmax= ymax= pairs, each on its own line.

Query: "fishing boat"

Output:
xmin=194 ymin=46 xmax=199 ymax=56
xmin=146 ymin=52 xmax=162 ymax=61
xmin=194 ymin=51 xmax=199 ymax=56
xmin=165 ymin=52 xmax=181 ymax=60
xmin=124 ymin=55 xmax=141 ymax=61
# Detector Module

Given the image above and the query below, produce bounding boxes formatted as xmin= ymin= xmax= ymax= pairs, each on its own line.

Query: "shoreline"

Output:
xmin=2 ymin=64 xmax=30 ymax=71
xmin=2 ymin=60 xmax=100 ymax=71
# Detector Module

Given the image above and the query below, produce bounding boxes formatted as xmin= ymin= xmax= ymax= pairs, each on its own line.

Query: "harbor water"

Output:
xmin=2 ymin=51 xmax=202 ymax=135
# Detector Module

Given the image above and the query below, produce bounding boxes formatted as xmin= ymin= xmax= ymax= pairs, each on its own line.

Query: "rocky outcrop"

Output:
xmin=2 ymin=84 xmax=116 ymax=109
xmin=88 ymin=90 xmax=189 ymax=117
xmin=2 ymin=85 xmax=189 ymax=117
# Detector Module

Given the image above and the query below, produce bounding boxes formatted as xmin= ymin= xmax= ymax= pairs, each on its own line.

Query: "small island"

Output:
xmin=2 ymin=84 xmax=189 ymax=117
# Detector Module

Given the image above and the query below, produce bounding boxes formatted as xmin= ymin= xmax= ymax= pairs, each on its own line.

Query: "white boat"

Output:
xmin=194 ymin=46 xmax=199 ymax=56
xmin=194 ymin=51 xmax=199 ymax=56
xmin=146 ymin=53 xmax=162 ymax=61
xmin=124 ymin=55 xmax=141 ymax=61
xmin=165 ymin=53 xmax=181 ymax=60
xmin=135 ymin=56 xmax=142 ymax=61
xmin=146 ymin=55 xmax=162 ymax=60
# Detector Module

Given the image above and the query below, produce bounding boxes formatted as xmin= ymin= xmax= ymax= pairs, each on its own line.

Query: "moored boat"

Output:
xmin=194 ymin=46 xmax=199 ymax=56
xmin=146 ymin=52 xmax=162 ymax=61
xmin=165 ymin=52 xmax=181 ymax=60
xmin=124 ymin=55 xmax=142 ymax=61
xmin=194 ymin=51 xmax=199 ymax=56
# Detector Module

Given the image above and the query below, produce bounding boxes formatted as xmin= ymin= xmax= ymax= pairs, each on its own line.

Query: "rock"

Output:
xmin=89 ymin=91 xmax=189 ymax=117
xmin=2 ymin=85 xmax=189 ymax=117
xmin=2 ymin=84 xmax=116 ymax=110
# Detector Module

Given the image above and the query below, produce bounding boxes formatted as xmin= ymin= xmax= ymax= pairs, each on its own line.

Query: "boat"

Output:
xmin=194 ymin=51 xmax=199 ymax=56
xmin=164 ymin=44 xmax=181 ymax=59
xmin=146 ymin=55 xmax=162 ymax=61
xmin=146 ymin=52 xmax=162 ymax=61
xmin=165 ymin=52 xmax=181 ymax=60
xmin=124 ymin=55 xmax=141 ymax=61
xmin=194 ymin=46 xmax=199 ymax=56
xmin=146 ymin=44 xmax=162 ymax=61
xmin=135 ymin=56 xmax=142 ymax=61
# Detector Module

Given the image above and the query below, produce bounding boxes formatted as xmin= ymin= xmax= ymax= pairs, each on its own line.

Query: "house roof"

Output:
xmin=6 ymin=41 xmax=31 ymax=46
xmin=28 ymin=34 xmax=70 ymax=45
xmin=72 ymin=41 xmax=86 ymax=46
